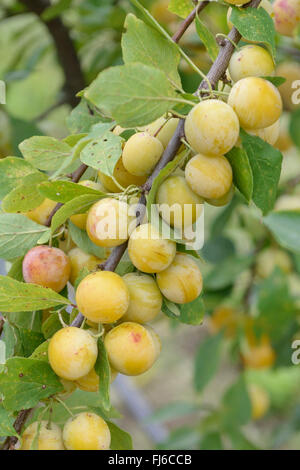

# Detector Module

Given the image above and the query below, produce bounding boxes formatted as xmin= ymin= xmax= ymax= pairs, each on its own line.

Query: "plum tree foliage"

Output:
xmin=0 ymin=0 xmax=299 ymax=452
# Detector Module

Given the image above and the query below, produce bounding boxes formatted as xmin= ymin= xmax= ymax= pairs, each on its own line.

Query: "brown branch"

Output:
xmin=2 ymin=409 xmax=32 ymax=450
xmin=172 ymin=1 xmax=209 ymax=43
xmin=0 ymin=315 xmax=4 ymax=337
xmin=18 ymin=0 xmax=85 ymax=108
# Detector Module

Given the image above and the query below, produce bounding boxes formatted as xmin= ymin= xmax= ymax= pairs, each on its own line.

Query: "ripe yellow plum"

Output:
xmin=22 ymin=245 xmax=71 ymax=292
xmin=122 ymin=273 xmax=162 ymax=323
xmin=128 ymin=223 xmax=176 ymax=273
xmin=75 ymin=367 xmax=117 ymax=392
xmin=228 ymin=77 xmax=282 ymax=129
xmin=276 ymin=62 xmax=300 ymax=111
xmin=68 ymin=247 xmax=104 ymax=285
xmin=63 ymin=412 xmax=111 ymax=450
xmin=274 ymin=0 xmax=300 ymax=37
xmin=206 ymin=185 xmax=234 ymax=207
xmin=86 ymin=197 xmax=134 ymax=248
xmin=122 ymin=132 xmax=164 ymax=176
xmin=184 ymin=100 xmax=240 ymax=156
xmin=25 ymin=198 xmax=57 ymax=226
xmin=104 ymin=322 xmax=161 ymax=375
xmin=21 ymin=421 xmax=64 ymax=450
xmin=76 ymin=271 xmax=130 ymax=323
xmin=245 ymin=120 xmax=280 ymax=146
xmin=248 ymin=384 xmax=270 ymax=420
xmin=255 ymin=247 xmax=292 ymax=278
xmin=48 ymin=327 xmax=97 ymax=380
xmin=146 ymin=117 xmax=179 ymax=148
xmin=185 ymin=154 xmax=233 ymax=200
xmin=156 ymin=253 xmax=203 ymax=304
xmin=228 ymin=45 xmax=275 ymax=82
xmin=98 ymin=158 xmax=147 ymax=193
xmin=156 ymin=175 xmax=203 ymax=229
xmin=70 ymin=180 xmax=104 ymax=230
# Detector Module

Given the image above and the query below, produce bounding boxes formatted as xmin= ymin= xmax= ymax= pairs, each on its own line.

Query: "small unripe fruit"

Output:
xmin=63 ymin=412 xmax=111 ymax=450
xmin=228 ymin=45 xmax=275 ymax=83
xmin=75 ymin=367 xmax=117 ymax=392
xmin=245 ymin=120 xmax=280 ymax=146
xmin=128 ymin=223 xmax=176 ymax=273
xmin=68 ymin=247 xmax=104 ymax=285
xmin=249 ymin=384 xmax=270 ymax=420
xmin=104 ymin=322 xmax=161 ymax=375
xmin=21 ymin=421 xmax=64 ymax=450
xmin=48 ymin=327 xmax=97 ymax=380
xmin=122 ymin=132 xmax=164 ymax=176
xmin=70 ymin=180 xmax=104 ymax=230
xmin=156 ymin=253 xmax=203 ymax=304
xmin=185 ymin=154 xmax=233 ymax=200
xmin=22 ymin=245 xmax=71 ymax=292
xmin=276 ymin=62 xmax=300 ymax=111
xmin=98 ymin=158 xmax=147 ymax=193
xmin=122 ymin=273 xmax=162 ymax=323
xmin=275 ymin=115 xmax=293 ymax=151
xmin=228 ymin=77 xmax=282 ymax=129
xmin=255 ymin=247 xmax=292 ymax=278
xmin=206 ymin=184 xmax=234 ymax=207
xmin=146 ymin=117 xmax=179 ymax=148
xmin=184 ymin=100 xmax=239 ymax=156
xmin=209 ymin=306 xmax=238 ymax=338
xmin=86 ymin=198 xmax=134 ymax=248
xmin=25 ymin=198 xmax=57 ymax=226
xmin=156 ymin=175 xmax=203 ymax=229
xmin=242 ymin=335 xmax=275 ymax=369
xmin=76 ymin=271 xmax=130 ymax=323
xmin=274 ymin=0 xmax=300 ymax=37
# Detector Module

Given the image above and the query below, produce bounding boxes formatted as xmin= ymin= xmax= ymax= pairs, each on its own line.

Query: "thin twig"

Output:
xmin=2 ymin=409 xmax=32 ymax=450
xmin=172 ymin=1 xmax=209 ymax=43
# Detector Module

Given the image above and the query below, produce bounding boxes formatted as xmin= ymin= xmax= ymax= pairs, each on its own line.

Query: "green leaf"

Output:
xmin=240 ymin=129 xmax=282 ymax=215
xmin=264 ymin=210 xmax=300 ymax=254
xmin=146 ymin=402 xmax=198 ymax=423
xmin=168 ymin=0 xmax=194 ymax=18
xmin=200 ymin=432 xmax=223 ymax=450
xmin=205 ymin=255 xmax=253 ymax=291
xmin=0 ymin=157 xmax=39 ymax=199
xmin=3 ymin=322 xmax=18 ymax=359
xmin=2 ymin=172 xmax=48 ymax=213
xmin=80 ymin=131 xmax=123 ymax=175
xmin=221 ymin=377 xmax=252 ymax=428
xmin=195 ymin=16 xmax=219 ymax=62
xmin=94 ymin=337 xmax=111 ymax=412
xmin=228 ymin=429 xmax=259 ymax=450
xmin=38 ymin=180 xmax=105 ymax=204
xmin=0 ymin=405 xmax=18 ymax=437
xmin=74 ymin=268 xmax=90 ymax=291
xmin=66 ymin=99 xmax=109 ymax=134
xmin=230 ymin=7 xmax=276 ymax=59
xmin=290 ymin=108 xmax=300 ymax=149
xmin=122 ymin=14 xmax=181 ymax=88
xmin=19 ymin=136 xmax=72 ymax=172
xmin=0 ymin=276 xmax=70 ymax=312
xmin=107 ymin=421 xmax=133 ymax=450
xmin=30 ymin=340 xmax=50 ymax=362
xmin=85 ymin=63 xmax=178 ymax=128
xmin=194 ymin=333 xmax=223 ymax=393
xmin=50 ymin=193 xmax=101 ymax=233
xmin=226 ymin=147 xmax=253 ymax=202
xmin=41 ymin=0 xmax=72 ymax=21
xmin=17 ymin=328 xmax=45 ymax=358
xmin=42 ymin=311 xmax=70 ymax=339
xmin=68 ymin=222 xmax=106 ymax=259
xmin=162 ymin=295 xmax=205 ymax=325
xmin=262 ymin=76 xmax=286 ymax=87
xmin=0 ymin=357 xmax=63 ymax=411
xmin=7 ymin=311 xmax=42 ymax=333
xmin=0 ymin=214 xmax=49 ymax=260
xmin=7 ymin=257 xmax=24 ymax=282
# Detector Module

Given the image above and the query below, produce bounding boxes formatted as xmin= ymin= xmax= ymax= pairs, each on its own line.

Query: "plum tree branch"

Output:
xmin=172 ymin=1 xmax=209 ymax=43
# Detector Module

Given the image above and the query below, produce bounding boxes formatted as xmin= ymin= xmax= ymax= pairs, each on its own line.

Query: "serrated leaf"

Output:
xmin=50 ymin=193 xmax=101 ymax=233
xmin=226 ymin=147 xmax=253 ymax=202
xmin=122 ymin=14 xmax=181 ymax=88
xmin=107 ymin=421 xmax=133 ymax=450
xmin=85 ymin=63 xmax=178 ymax=128
xmin=94 ymin=337 xmax=111 ymax=412
xmin=80 ymin=131 xmax=123 ymax=175
xmin=0 ymin=405 xmax=18 ymax=437
xmin=240 ymin=129 xmax=282 ymax=215
xmin=0 ymin=357 xmax=63 ymax=411
xmin=38 ymin=180 xmax=105 ymax=204
xmin=19 ymin=136 xmax=72 ymax=172
xmin=168 ymin=0 xmax=194 ymax=18
xmin=68 ymin=221 xmax=106 ymax=259
xmin=230 ymin=7 xmax=276 ymax=59
xmin=195 ymin=16 xmax=219 ymax=62
xmin=0 ymin=157 xmax=39 ymax=199
xmin=263 ymin=210 xmax=300 ymax=254
xmin=194 ymin=332 xmax=223 ymax=393
xmin=0 ymin=214 xmax=49 ymax=260
xmin=2 ymin=172 xmax=48 ymax=213
xmin=0 ymin=276 xmax=70 ymax=312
